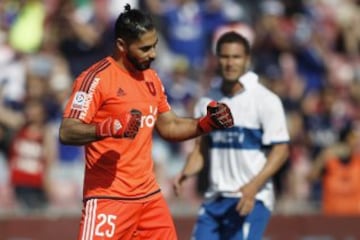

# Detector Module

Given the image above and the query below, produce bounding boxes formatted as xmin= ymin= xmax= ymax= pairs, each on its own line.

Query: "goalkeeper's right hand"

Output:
xmin=96 ymin=109 xmax=142 ymax=139
xmin=198 ymin=101 xmax=234 ymax=134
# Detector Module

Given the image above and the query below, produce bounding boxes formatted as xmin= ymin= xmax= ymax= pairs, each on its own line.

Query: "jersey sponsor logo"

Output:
xmin=141 ymin=105 xmax=157 ymax=128
xmin=210 ymin=127 xmax=263 ymax=149
xmin=79 ymin=77 xmax=100 ymax=120
xmin=71 ymin=91 xmax=87 ymax=110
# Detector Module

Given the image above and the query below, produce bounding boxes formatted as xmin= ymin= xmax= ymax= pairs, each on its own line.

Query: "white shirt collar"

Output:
xmin=239 ymin=71 xmax=259 ymax=89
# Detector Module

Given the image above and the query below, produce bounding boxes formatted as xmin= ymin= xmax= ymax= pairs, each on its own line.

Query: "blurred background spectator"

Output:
xmin=308 ymin=120 xmax=360 ymax=215
xmin=8 ymin=98 xmax=55 ymax=214
xmin=0 ymin=0 xmax=359 ymax=219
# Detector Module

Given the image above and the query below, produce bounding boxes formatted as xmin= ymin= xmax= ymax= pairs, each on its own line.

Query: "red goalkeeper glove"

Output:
xmin=96 ymin=109 xmax=142 ymax=139
xmin=198 ymin=101 xmax=234 ymax=133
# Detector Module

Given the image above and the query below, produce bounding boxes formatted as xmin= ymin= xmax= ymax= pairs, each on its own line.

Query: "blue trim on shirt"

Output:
xmin=209 ymin=126 xmax=263 ymax=150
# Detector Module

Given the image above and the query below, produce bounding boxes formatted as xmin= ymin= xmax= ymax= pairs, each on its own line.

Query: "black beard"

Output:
xmin=126 ymin=54 xmax=152 ymax=71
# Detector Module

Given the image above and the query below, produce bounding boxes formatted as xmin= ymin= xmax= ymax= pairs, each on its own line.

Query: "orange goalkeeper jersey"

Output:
xmin=63 ymin=57 xmax=171 ymax=201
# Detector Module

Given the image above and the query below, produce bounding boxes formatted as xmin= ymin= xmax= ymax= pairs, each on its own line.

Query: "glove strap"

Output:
xmin=95 ymin=117 xmax=116 ymax=138
xmin=198 ymin=115 xmax=217 ymax=134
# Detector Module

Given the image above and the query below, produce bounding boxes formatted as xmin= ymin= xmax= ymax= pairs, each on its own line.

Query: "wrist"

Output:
xmin=198 ymin=115 xmax=214 ymax=134
xmin=95 ymin=117 xmax=113 ymax=138
xmin=95 ymin=123 xmax=107 ymax=138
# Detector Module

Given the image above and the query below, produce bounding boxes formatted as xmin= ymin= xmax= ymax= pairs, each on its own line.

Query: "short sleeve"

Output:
xmin=193 ymin=97 xmax=212 ymax=118
xmin=62 ymin=73 xmax=103 ymax=123
xmin=258 ymin=93 xmax=290 ymax=145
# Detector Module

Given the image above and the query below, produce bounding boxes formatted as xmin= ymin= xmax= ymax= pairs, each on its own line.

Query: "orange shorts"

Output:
xmin=77 ymin=195 xmax=177 ymax=240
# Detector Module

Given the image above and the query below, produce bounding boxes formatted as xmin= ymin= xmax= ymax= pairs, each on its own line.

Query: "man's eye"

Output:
xmin=141 ymin=46 xmax=154 ymax=52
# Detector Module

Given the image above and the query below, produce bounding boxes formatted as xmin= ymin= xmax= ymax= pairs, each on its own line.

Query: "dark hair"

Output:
xmin=114 ymin=4 xmax=154 ymax=42
xmin=215 ymin=31 xmax=251 ymax=56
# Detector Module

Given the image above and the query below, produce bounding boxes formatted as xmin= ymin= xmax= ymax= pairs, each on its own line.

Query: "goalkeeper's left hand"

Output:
xmin=198 ymin=101 xmax=234 ymax=134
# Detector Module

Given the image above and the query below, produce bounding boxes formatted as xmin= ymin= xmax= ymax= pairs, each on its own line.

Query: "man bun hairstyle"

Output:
xmin=114 ymin=4 xmax=154 ymax=42
xmin=215 ymin=31 xmax=251 ymax=56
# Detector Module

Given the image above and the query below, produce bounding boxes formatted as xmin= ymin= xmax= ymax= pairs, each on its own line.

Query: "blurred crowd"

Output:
xmin=0 ymin=0 xmax=359 ymax=217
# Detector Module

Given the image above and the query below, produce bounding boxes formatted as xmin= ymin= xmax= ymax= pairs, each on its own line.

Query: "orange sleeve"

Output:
xmin=63 ymin=60 xmax=110 ymax=123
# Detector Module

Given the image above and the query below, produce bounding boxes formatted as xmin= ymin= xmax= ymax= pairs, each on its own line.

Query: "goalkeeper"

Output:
xmin=173 ymin=31 xmax=290 ymax=240
xmin=59 ymin=4 xmax=233 ymax=240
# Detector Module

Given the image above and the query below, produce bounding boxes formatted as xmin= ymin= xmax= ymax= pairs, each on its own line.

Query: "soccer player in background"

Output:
xmin=174 ymin=31 xmax=290 ymax=240
xmin=59 ymin=4 xmax=233 ymax=240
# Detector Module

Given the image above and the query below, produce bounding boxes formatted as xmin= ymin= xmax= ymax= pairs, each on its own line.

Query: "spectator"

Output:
xmin=308 ymin=121 xmax=360 ymax=215
xmin=8 ymin=0 xmax=46 ymax=54
xmin=7 ymin=98 xmax=56 ymax=212
xmin=45 ymin=0 xmax=113 ymax=78
xmin=159 ymin=0 xmax=234 ymax=74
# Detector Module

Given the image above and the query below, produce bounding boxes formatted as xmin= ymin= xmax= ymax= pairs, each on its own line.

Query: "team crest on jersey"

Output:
xmin=145 ymin=82 xmax=156 ymax=96
xmin=71 ymin=91 xmax=87 ymax=110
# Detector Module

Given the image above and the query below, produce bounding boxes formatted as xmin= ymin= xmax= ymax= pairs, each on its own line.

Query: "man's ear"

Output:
xmin=116 ymin=38 xmax=126 ymax=52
